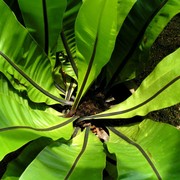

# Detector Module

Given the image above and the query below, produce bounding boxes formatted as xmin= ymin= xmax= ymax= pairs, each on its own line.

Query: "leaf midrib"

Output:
xmin=108 ymin=126 xmax=162 ymax=180
xmin=0 ymin=117 xmax=77 ymax=132
xmin=0 ymin=51 xmax=73 ymax=105
xmin=84 ymin=76 xmax=180 ymax=119
xmin=42 ymin=0 xmax=49 ymax=54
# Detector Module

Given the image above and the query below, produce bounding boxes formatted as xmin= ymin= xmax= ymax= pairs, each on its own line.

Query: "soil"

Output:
xmin=75 ymin=92 xmax=109 ymax=116
xmin=135 ymin=14 xmax=180 ymax=127
xmin=74 ymin=92 xmax=110 ymax=142
xmin=75 ymin=14 xmax=180 ymax=128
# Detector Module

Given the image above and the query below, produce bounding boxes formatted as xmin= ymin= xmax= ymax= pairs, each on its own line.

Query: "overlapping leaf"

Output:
xmin=140 ymin=0 xmax=180 ymax=55
xmin=1 ymin=137 xmax=52 ymax=179
xmin=19 ymin=130 xmax=105 ymax=179
xmin=104 ymin=0 xmax=179 ymax=86
xmin=58 ymin=0 xmax=82 ymax=79
xmin=106 ymin=119 xmax=180 ymax=179
xmin=18 ymin=0 xmax=67 ymax=54
xmin=0 ymin=73 xmax=76 ymax=160
xmin=86 ymin=48 xmax=180 ymax=119
xmin=52 ymin=0 xmax=82 ymax=96
xmin=105 ymin=0 xmax=165 ymax=84
xmin=1 ymin=1 xmax=179 ymax=179
xmin=117 ymin=0 xmax=180 ymax=84
xmin=0 ymin=1 xmax=67 ymax=105
xmin=73 ymin=0 xmax=120 ymax=109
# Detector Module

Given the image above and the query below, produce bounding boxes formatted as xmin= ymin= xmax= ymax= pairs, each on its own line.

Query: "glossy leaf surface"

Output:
xmin=1 ymin=137 xmax=52 ymax=179
xmin=0 ymin=1 xmax=65 ymax=104
xmin=118 ymin=0 xmax=180 ymax=83
xmin=107 ymin=119 xmax=180 ymax=179
xmin=20 ymin=130 xmax=105 ymax=179
xmin=73 ymin=0 xmax=119 ymax=109
xmin=59 ymin=0 xmax=82 ymax=79
xmin=18 ymin=0 xmax=67 ymax=54
xmin=141 ymin=0 xmax=180 ymax=55
xmin=0 ymin=73 xmax=75 ymax=160
xmin=89 ymin=49 xmax=180 ymax=119
xmin=105 ymin=0 xmax=171 ymax=85
xmin=0 ymin=1 xmax=179 ymax=179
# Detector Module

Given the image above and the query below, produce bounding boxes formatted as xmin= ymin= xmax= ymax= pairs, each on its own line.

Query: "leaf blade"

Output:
xmin=19 ymin=131 xmax=106 ymax=179
xmin=106 ymin=119 xmax=180 ymax=179
xmin=89 ymin=48 xmax=180 ymax=119
xmin=18 ymin=0 xmax=67 ymax=53
xmin=0 ymin=73 xmax=76 ymax=160
xmin=0 ymin=1 xmax=66 ymax=104
xmin=105 ymin=0 xmax=169 ymax=86
xmin=73 ymin=0 xmax=119 ymax=109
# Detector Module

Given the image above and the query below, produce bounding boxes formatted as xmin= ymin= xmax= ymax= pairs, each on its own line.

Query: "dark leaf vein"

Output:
xmin=65 ymin=127 xmax=90 ymax=179
xmin=42 ymin=0 xmax=49 ymax=54
xmin=108 ymin=126 xmax=162 ymax=180
xmin=90 ymin=76 xmax=180 ymax=119
xmin=0 ymin=51 xmax=73 ymax=105
xmin=0 ymin=117 xmax=77 ymax=132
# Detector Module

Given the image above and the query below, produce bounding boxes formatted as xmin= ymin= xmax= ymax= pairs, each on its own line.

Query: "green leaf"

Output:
xmin=19 ymin=129 xmax=106 ymax=179
xmin=0 ymin=117 xmax=75 ymax=161
xmin=0 ymin=1 xmax=67 ymax=105
xmin=73 ymin=0 xmax=119 ymax=109
xmin=60 ymin=31 xmax=78 ymax=78
xmin=105 ymin=0 xmax=169 ymax=86
xmin=18 ymin=0 xmax=67 ymax=54
xmin=61 ymin=0 xmax=82 ymax=56
xmin=56 ymin=0 xmax=82 ymax=80
xmin=141 ymin=0 xmax=180 ymax=54
xmin=3 ymin=0 xmax=24 ymax=25
xmin=118 ymin=0 xmax=180 ymax=83
xmin=1 ymin=137 xmax=52 ymax=179
xmin=88 ymin=48 xmax=180 ymax=119
xmin=0 ymin=73 xmax=76 ymax=160
xmin=106 ymin=119 xmax=180 ymax=179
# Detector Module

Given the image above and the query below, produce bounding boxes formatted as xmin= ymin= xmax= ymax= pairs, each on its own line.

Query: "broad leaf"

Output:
xmin=18 ymin=0 xmax=67 ymax=54
xmin=0 ymin=1 xmax=67 ymax=105
xmin=3 ymin=0 xmax=24 ymax=25
xmin=61 ymin=0 xmax=81 ymax=56
xmin=59 ymin=0 xmax=82 ymax=78
xmin=86 ymin=48 xmax=180 ymax=119
xmin=105 ymin=0 xmax=170 ymax=86
xmin=0 ymin=73 xmax=76 ymax=160
xmin=106 ymin=119 xmax=180 ymax=179
xmin=1 ymin=137 xmax=52 ymax=179
xmin=141 ymin=0 xmax=180 ymax=56
xmin=19 ymin=129 xmax=106 ymax=179
xmin=118 ymin=0 xmax=180 ymax=83
xmin=73 ymin=0 xmax=119 ymax=109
